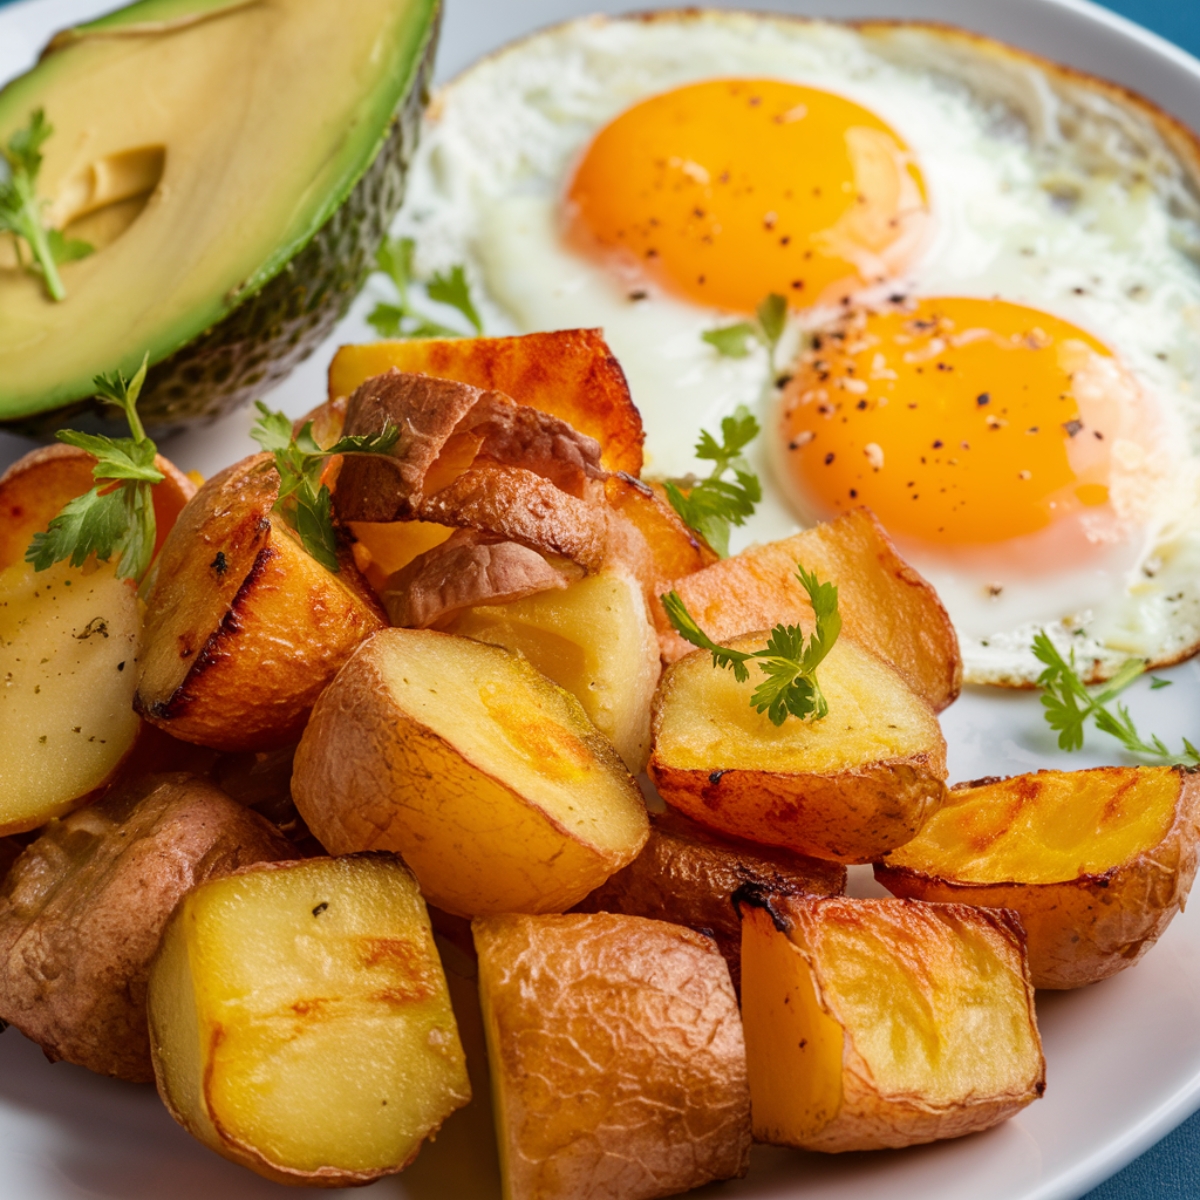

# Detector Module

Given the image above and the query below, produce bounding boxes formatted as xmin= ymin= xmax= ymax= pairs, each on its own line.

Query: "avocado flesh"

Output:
xmin=0 ymin=0 xmax=439 ymax=432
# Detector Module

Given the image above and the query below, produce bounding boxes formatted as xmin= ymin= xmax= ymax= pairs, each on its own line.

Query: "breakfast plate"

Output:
xmin=3 ymin=0 xmax=1200 ymax=1198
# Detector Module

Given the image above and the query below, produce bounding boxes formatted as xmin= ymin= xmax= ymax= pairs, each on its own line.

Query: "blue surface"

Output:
xmin=0 ymin=0 xmax=1198 ymax=1196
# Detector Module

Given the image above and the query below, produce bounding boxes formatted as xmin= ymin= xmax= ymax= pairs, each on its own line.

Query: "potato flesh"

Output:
xmin=0 ymin=559 xmax=139 ymax=832
xmin=149 ymin=856 xmax=470 ymax=1183
xmin=885 ymin=768 xmax=1180 ymax=883
xmin=447 ymin=568 xmax=659 ymax=772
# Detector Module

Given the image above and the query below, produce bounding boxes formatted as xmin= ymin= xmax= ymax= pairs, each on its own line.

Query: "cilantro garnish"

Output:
xmin=702 ymin=292 xmax=788 ymax=379
xmin=662 ymin=566 xmax=841 ymax=726
xmin=250 ymin=402 xmax=400 ymax=573
xmin=1033 ymin=631 xmax=1200 ymax=765
xmin=367 ymin=235 xmax=483 ymax=339
xmin=663 ymin=405 xmax=762 ymax=557
xmin=26 ymin=355 xmax=162 ymax=582
xmin=1 ymin=109 xmax=92 ymax=302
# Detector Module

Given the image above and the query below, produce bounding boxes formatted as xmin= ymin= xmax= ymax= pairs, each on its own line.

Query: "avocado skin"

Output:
xmin=4 ymin=3 xmax=440 ymax=440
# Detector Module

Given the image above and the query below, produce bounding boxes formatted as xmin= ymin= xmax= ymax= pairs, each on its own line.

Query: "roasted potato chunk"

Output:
xmin=574 ymin=809 xmax=845 ymax=992
xmin=292 ymin=628 xmax=649 ymax=916
xmin=657 ymin=510 xmax=961 ymax=712
xmin=474 ymin=913 xmax=750 ymax=1200
xmin=0 ymin=773 xmax=292 ymax=1081
xmin=740 ymin=893 xmax=1045 ymax=1152
xmin=650 ymin=633 xmax=947 ymax=862
xmin=137 ymin=453 xmax=385 ymax=751
xmin=876 ymin=766 xmax=1200 ymax=988
xmin=446 ymin=565 xmax=660 ymax=772
xmin=149 ymin=854 xmax=470 ymax=1186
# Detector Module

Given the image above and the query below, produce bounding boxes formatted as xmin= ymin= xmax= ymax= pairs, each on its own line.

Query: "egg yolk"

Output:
xmin=779 ymin=297 xmax=1148 ymax=547
xmin=564 ymin=78 xmax=929 ymax=314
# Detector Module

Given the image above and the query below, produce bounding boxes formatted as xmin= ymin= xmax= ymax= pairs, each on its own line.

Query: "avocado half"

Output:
xmin=0 ymin=0 xmax=440 ymax=435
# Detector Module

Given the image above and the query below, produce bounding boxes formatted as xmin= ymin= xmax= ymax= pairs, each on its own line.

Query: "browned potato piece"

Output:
xmin=149 ymin=854 xmax=470 ymax=1186
xmin=136 ymin=453 xmax=386 ymax=751
xmin=292 ymin=628 xmax=649 ymax=916
xmin=575 ymin=809 xmax=845 ymax=991
xmin=327 ymin=330 xmax=644 ymax=475
xmin=740 ymin=893 xmax=1045 ymax=1152
xmin=0 ymin=773 xmax=292 ymax=1082
xmin=474 ymin=913 xmax=750 ymax=1200
xmin=650 ymin=633 xmax=947 ymax=862
xmin=657 ymin=509 xmax=961 ymax=712
xmin=876 ymin=766 xmax=1200 ymax=988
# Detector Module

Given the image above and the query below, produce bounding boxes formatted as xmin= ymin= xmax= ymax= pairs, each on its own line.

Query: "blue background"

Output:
xmin=0 ymin=0 xmax=1197 ymax=1195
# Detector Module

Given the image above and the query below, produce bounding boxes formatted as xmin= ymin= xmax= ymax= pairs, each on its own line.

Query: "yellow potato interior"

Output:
xmin=656 ymin=634 xmax=938 ymax=773
xmin=0 ymin=558 xmax=139 ymax=832
xmin=886 ymin=768 xmax=1181 ymax=884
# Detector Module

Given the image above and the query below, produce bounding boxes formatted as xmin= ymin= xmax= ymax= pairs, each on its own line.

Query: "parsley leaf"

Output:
xmin=663 ymin=405 xmax=762 ymax=557
xmin=367 ymin=235 xmax=483 ymax=339
xmin=703 ymin=292 xmax=788 ymax=379
xmin=1032 ymin=631 xmax=1200 ymax=765
xmin=26 ymin=354 xmax=162 ymax=581
xmin=250 ymin=402 xmax=400 ymax=573
xmin=0 ymin=109 xmax=92 ymax=302
xmin=662 ymin=565 xmax=841 ymax=726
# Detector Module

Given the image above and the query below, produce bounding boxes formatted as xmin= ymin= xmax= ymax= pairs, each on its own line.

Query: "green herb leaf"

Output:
xmin=702 ymin=291 xmax=788 ymax=377
xmin=1032 ymin=631 xmax=1199 ymax=765
xmin=250 ymin=402 xmax=400 ymax=572
xmin=25 ymin=353 xmax=162 ymax=581
xmin=427 ymin=264 xmax=483 ymax=334
xmin=701 ymin=322 xmax=758 ymax=359
xmin=1150 ymin=677 xmax=1173 ymax=690
xmin=756 ymin=292 xmax=788 ymax=358
xmin=46 ymin=227 xmax=93 ymax=265
xmin=663 ymin=566 xmax=840 ymax=725
xmin=367 ymin=235 xmax=484 ymax=340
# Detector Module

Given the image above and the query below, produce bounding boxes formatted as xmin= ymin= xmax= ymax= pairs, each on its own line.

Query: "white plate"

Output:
xmin=4 ymin=1 xmax=1200 ymax=1197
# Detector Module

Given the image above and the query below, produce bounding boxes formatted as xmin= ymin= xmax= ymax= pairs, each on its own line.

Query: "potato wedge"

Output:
xmin=328 ymin=330 xmax=644 ymax=475
xmin=876 ymin=766 xmax=1200 ymax=988
xmin=292 ymin=628 xmax=649 ymax=916
xmin=650 ymin=633 xmax=947 ymax=862
xmin=0 ymin=773 xmax=292 ymax=1081
xmin=657 ymin=509 xmax=961 ymax=712
xmin=474 ymin=913 xmax=750 ymax=1200
xmin=446 ymin=565 xmax=660 ymax=772
xmin=574 ymin=809 xmax=845 ymax=991
xmin=149 ymin=854 xmax=470 ymax=1186
xmin=740 ymin=893 xmax=1044 ymax=1152
xmin=136 ymin=453 xmax=386 ymax=751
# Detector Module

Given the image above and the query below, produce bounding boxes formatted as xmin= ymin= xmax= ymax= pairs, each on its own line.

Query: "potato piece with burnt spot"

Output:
xmin=650 ymin=633 xmax=947 ymax=862
xmin=574 ymin=809 xmax=845 ymax=992
xmin=657 ymin=510 xmax=961 ymax=712
xmin=136 ymin=453 xmax=385 ymax=752
xmin=0 ymin=773 xmax=292 ymax=1081
xmin=876 ymin=766 xmax=1200 ymax=988
xmin=292 ymin=628 xmax=649 ymax=916
xmin=740 ymin=893 xmax=1045 ymax=1152
xmin=474 ymin=912 xmax=750 ymax=1200
xmin=149 ymin=854 xmax=470 ymax=1187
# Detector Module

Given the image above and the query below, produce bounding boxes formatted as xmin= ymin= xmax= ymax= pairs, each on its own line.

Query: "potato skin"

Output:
xmin=474 ymin=913 xmax=750 ymax=1200
xmin=875 ymin=769 xmax=1200 ymax=988
xmin=0 ymin=773 xmax=293 ymax=1081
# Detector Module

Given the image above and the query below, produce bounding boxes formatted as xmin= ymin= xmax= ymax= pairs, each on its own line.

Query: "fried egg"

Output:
xmin=392 ymin=10 xmax=1200 ymax=685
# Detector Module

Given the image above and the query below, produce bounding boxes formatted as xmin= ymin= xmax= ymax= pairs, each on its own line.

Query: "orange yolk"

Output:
xmin=564 ymin=78 xmax=929 ymax=314
xmin=779 ymin=297 xmax=1147 ymax=547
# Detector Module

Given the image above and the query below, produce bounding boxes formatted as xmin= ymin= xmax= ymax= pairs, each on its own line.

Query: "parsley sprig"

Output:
xmin=1 ymin=109 xmax=92 ymax=302
xmin=1033 ymin=631 xmax=1200 ymax=765
xmin=367 ymin=235 xmax=482 ymax=339
xmin=250 ymin=403 xmax=399 ymax=573
xmin=663 ymin=405 xmax=762 ymax=558
xmin=663 ymin=566 xmax=841 ymax=726
xmin=26 ymin=355 xmax=163 ymax=582
xmin=702 ymin=292 xmax=788 ymax=379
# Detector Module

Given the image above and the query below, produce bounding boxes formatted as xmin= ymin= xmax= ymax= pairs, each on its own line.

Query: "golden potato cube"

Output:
xmin=148 ymin=854 xmax=470 ymax=1187
xmin=473 ymin=913 xmax=750 ymax=1200
xmin=292 ymin=627 xmax=649 ymax=916
xmin=574 ymin=808 xmax=845 ymax=992
xmin=447 ymin=566 xmax=661 ymax=772
xmin=876 ymin=766 xmax=1200 ymax=988
xmin=650 ymin=633 xmax=947 ymax=862
xmin=740 ymin=893 xmax=1044 ymax=1152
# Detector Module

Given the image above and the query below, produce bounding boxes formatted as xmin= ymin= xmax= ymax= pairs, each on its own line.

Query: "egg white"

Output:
xmin=393 ymin=10 xmax=1200 ymax=686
